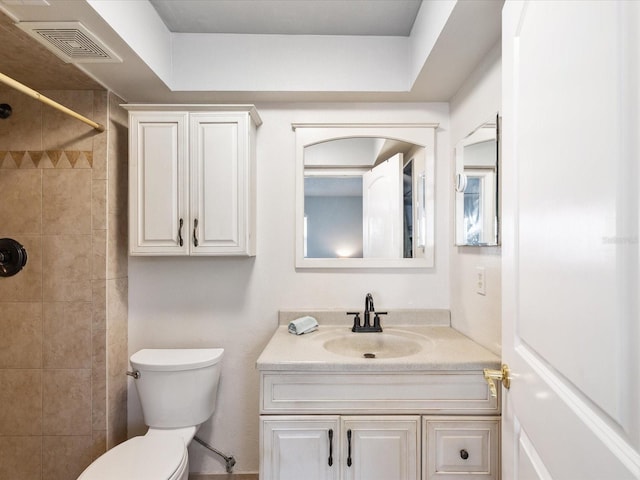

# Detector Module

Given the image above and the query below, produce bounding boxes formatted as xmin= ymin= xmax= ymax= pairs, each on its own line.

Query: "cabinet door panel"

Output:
xmin=261 ymin=416 xmax=339 ymax=480
xmin=191 ymin=114 xmax=247 ymax=254
xmin=129 ymin=113 xmax=189 ymax=255
xmin=342 ymin=416 xmax=420 ymax=480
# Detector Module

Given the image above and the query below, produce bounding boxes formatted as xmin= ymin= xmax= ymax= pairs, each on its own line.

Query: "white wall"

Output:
xmin=449 ymin=42 xmax=502 ymax=354
xmin=128 ymin=103 xmax=451 ymax=474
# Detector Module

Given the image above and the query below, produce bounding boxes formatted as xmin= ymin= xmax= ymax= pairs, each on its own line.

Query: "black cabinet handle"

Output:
xmin=178 ymin=218 xmax=184 ymax=246
xmin=328 ymin=429 xmax=333 ymax=466
xmin=193 ymin=218 xmax=199 ymax=247
xmin=460 ymin=449 xmax=469 ymax=460
xmin=347 ymin=429 xmax=352 ymax=467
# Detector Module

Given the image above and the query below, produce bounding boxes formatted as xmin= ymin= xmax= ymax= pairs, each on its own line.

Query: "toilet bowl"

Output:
xmin=77 ymin=434 xmax=189 ymax=480
xmin=78 ymin=348 xmax=224 ymax=480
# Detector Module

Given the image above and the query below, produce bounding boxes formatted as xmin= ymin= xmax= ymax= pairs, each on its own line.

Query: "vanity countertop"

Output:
xmin=256 ymin=310 xmax=500 ymax=372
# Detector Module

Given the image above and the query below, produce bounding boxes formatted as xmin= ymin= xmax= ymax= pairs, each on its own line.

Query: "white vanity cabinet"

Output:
xmin=126 ymin=105 xmax=261 ymax=256
xmin=261 ymin=415 xmax=420 ymax=480
xmin=259 ymin=371 xmax=500 ymax=480
xmin=257 ymin=318 xmax=502 ymax=480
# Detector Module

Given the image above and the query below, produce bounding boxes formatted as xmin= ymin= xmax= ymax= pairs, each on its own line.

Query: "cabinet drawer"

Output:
xmin=423 ymin=417 xmax=500 ymax=480
xmin=261 ymin=372 xmax=499 ymax=415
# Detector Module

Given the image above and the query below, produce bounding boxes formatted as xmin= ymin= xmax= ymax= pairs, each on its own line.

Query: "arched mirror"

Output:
xmin=454 ymin=116 xmax=500 ymax=246
xmin=293 ymin=123 xmax=437 ymax=268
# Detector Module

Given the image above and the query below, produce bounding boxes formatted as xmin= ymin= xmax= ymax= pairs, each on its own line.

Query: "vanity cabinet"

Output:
xmin=259 ymin=371 xmax=500 ymax=480
xmin=261 ymin=415 xmax=420 ymax=480
xmin=126 ymin=105 xmax=261 ymax=256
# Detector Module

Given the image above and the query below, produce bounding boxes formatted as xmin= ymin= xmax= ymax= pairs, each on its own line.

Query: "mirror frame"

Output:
xmin=293 ymin=123 xmax=438 ymax=269
xmin=454 ymin=115 xmax=501 ymax=247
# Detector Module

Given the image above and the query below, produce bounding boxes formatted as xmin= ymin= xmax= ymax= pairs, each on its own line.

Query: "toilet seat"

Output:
xmin=77 ymin=435 xmax=188 ymax=480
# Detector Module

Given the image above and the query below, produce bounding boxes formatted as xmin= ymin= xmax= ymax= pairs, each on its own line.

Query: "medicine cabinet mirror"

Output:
xmin=294 ymin=123 xmax=436 ymax=268
xmin=454 ymin=116 xmax=500 ymax=246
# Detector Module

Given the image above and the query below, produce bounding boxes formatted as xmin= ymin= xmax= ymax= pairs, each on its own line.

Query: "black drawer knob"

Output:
xmin=460 ymin=449 xmax=469 ymax=460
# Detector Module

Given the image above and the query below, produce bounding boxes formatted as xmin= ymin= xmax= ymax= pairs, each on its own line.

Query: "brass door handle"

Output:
xmin=483 ymin=364 xmax=510 ymax=398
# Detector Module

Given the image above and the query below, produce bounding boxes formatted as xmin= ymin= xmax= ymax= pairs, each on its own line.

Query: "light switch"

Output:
xmin=476 ymin=267 xmax=486 ymax=295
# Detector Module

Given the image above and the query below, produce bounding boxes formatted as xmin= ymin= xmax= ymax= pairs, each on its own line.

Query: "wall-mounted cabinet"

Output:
xmin=125 ymin=105 xmax=261 ymax=256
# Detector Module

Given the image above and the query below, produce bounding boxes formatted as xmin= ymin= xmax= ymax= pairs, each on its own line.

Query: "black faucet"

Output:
xmin=347 ymin=293 xmax=387 ymax=332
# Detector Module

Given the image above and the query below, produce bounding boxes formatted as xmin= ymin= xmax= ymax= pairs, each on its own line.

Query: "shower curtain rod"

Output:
xmin=0 ymin=72 xmax=105 ymax=132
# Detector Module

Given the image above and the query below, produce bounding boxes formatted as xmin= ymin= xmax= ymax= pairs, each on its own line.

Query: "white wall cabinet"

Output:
xmin=126 ymin=105 xmax=261 ymax=256
xmin=261 ymin=415 xmax=420 ymax=480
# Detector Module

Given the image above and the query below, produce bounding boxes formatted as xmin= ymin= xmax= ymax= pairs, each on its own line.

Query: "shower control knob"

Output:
xmin=0 ymin=238 xmax=27 ymax=277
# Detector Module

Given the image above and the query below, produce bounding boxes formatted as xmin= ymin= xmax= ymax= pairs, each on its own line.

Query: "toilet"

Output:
xmin=78 ymin=348 xmax=224 ymax=480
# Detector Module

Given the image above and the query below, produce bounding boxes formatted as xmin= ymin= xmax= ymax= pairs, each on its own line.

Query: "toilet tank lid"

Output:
xmin=130 ymin=348 xmax=224 ymax=371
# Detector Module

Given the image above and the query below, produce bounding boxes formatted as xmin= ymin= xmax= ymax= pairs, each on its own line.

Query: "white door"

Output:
xmin=502 ymin=1 xmax=639 ymax=478
xmin=362 ymin=153 xmax=403 ymax=258
xmin=342 ymin=416 xmax=420 ymax=480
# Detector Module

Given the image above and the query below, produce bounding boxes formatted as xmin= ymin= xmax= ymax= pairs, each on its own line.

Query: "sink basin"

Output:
xmin=322 ymin=331 xmax=424 ymax=359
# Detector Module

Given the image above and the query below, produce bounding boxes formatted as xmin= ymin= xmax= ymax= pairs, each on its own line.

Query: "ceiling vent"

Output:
xmin=16 ymin=21 xmax=122 ymax=63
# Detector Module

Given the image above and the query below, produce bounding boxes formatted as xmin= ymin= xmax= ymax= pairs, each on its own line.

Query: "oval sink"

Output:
xmin=323 ymin=332 xmax=423 ymax=359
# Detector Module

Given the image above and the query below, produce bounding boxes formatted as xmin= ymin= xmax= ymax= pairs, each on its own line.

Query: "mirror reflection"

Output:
xmin=294 ymin=124 xmax=436 ymax=268
xmin=304 ymin=138 xmax=425 ymax=259
xmin=455 ymin=117 xmax=500 ymax=246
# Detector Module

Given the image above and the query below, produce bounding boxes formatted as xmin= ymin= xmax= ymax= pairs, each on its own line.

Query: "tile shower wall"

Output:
xmin=0 ymin=87 xmax=128 ymax=480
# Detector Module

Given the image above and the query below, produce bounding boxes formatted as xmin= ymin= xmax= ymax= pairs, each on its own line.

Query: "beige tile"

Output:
xmin=106 ymin=212 xmax=128 ymax=279
xmin=92 ymin=179 xmax=107 ymax=230
xmin=107 ymin=100 xmax=128 ymax=217
xmin=43 ymin=435 xmax=94 ymax=480
xmin=0 ymin=369 xmax=42 ymax=435
xmin=106 ymin=277 xmax=128 ymax=354
xmin=107 ymin=384 xmax=127 ymax=449
xmin=42 ymin=169 xmax=92 ymax=235
xmin=43 ymin=302 xmax=92 ymax=369
xmin=0 ymin=169 xmax=42 ymax=234
xmin=92 ymin=326 xmax=106 ymax=431
xmin=107 ymin=279 xmax=128 ymax=448
xmin=93 ymin=228 xmax=107 ymax=280
xmin=43 ymin=235 xmax=92 ymax=302
xmin=91 ymin=116 xmax=107 ymax=183
xmin=92 ymin=429 xmax=107 ymax=461
xmin=42 ymin=369 xmax=91 ymax=435
xmin=0 ymin=302 xmax=42 ymax=368
xmin=42 ymin=91 xmax=95 ymax=151
xmin=0 ymin=436 xmax=42 ymax=480
xmin=92 ymin=279 xmax=106 ymax=331
xmin=0 ymin=88 xmax=43 ymax=151
xmin=92 ymin=136 xmax=107 ymax=180
xmin=0 ymin=235 xmax=42 ymax=301
xmin=90 ymin=91 xmax=109 ymax=181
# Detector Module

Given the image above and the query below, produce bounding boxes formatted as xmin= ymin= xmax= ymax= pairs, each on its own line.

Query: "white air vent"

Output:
xmin=17 ymin=21 xmax=122 ymax=63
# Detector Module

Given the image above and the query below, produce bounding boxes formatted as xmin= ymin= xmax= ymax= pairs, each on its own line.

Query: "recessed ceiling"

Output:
xmin=149 ymin=0 xmax=422 ymax=36
xmin=0 ymin=0 xmax=503 ymax=102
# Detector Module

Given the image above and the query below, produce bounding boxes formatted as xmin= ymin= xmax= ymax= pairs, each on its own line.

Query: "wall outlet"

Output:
xmin=476 ymin=267 xmax=486 ymax=296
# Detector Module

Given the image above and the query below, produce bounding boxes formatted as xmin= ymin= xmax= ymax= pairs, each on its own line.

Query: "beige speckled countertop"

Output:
xmin=256 ymin=310 xmax=500 ymax=372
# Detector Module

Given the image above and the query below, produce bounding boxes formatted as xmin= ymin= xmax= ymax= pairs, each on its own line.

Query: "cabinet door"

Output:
xmin=423 ymin=417 xmax=500 ymax=480
xmin=190 ymin=113 xmax=252 ymax=255
xmin=129 ymin=111 xmax=189 ymax=255
xmin=261 ymin=416 xmax=339 ymax=480
xmin=342 ymin=416 xmax=420 ymax=480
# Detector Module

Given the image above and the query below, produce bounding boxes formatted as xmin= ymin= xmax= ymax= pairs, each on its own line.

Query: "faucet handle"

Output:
xmin=372 ymin=312 xmax=387 ymax=331
xmin=347 ymin=312 xmax=361 ymax=332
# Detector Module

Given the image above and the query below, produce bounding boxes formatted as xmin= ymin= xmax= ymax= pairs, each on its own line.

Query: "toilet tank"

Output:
xmin=130 ymin=348 xmax=224 ymax=428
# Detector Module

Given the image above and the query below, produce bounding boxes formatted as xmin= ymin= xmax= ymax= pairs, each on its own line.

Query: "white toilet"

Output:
xmin=78 ymin=348 xmax=224 ymax=480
